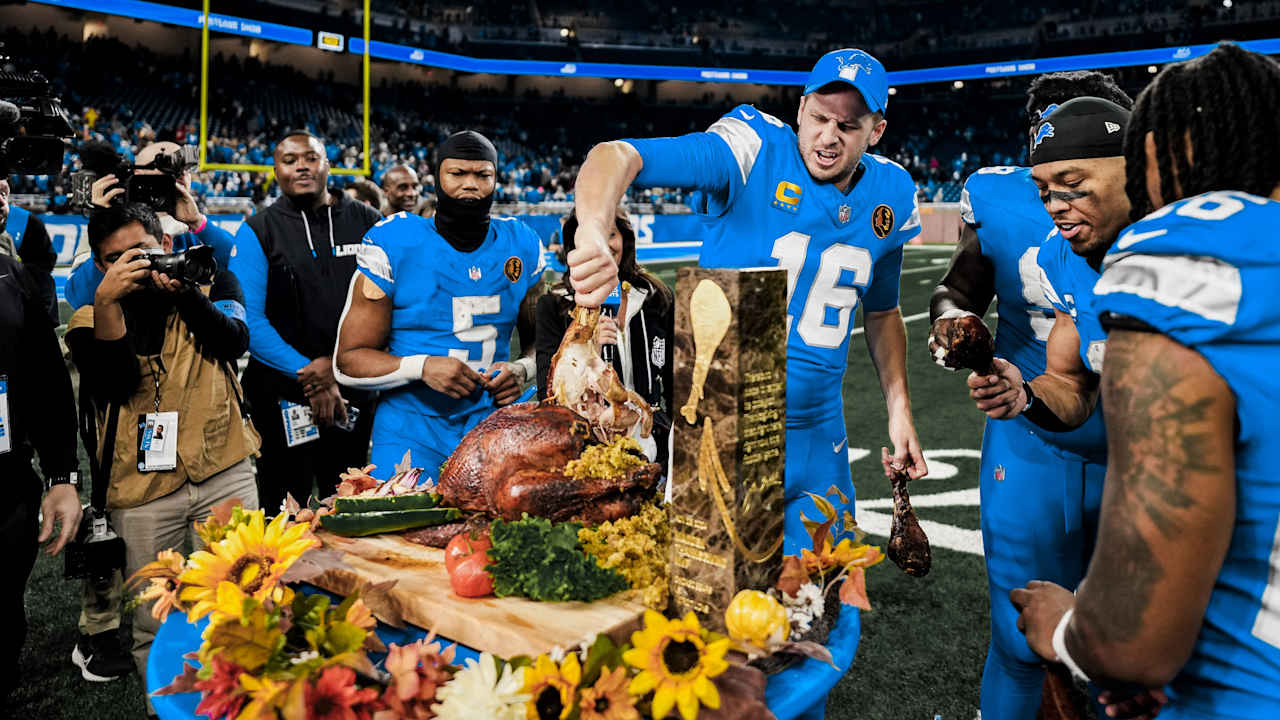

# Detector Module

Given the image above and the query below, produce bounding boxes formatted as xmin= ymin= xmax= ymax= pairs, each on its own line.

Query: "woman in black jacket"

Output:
xmin=535 ymin=207 xmax=674 ymax=469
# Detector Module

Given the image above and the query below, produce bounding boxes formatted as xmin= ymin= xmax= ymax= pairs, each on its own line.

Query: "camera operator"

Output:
xmin=64 ymin=141 xmax=234 ymax=310
xmin=0 ymin=178 xmax=58 ymax=322
xmin=230 ymin=130 xmax=379 ymax=512
xmin=0 ymin=251 xmax=81 ymax=701
xmin=65 ymin=203 xmax=260 ymax=697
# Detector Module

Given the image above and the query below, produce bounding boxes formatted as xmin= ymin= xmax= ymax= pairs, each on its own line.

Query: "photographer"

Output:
xmin=65 ymin=203 xmax=260 ymax=696
xmin=64 ymin=140 xmax=234 ymax=310
xmin=231 ymin=130 xmax=379 ymax=511
xmin=0 ymin=178 xmax=58 ymax=322
xmin=0 ymin=252 xmax=81 ymax=701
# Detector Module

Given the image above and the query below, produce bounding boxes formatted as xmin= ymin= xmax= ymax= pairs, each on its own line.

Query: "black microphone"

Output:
xmin=600 ymin=283 xmax=621 ymax=365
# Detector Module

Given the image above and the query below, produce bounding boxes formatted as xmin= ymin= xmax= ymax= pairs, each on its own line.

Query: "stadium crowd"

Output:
xmin=3 ymin=28 xmax=1044 ymax=210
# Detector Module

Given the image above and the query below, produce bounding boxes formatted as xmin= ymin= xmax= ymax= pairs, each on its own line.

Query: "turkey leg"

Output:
xmin=887 ymin=468 xmax=932 ymax=577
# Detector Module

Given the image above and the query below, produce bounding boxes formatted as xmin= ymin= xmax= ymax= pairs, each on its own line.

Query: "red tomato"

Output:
xmin=449 ymin=550 xmax=494 ymax=597
xmin=444 ymin=531 xmax=492 ymax=575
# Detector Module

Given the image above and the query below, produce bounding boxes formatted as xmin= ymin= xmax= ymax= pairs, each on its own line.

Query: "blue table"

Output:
xmin=148 ymin=598 xmax=859 ymax=720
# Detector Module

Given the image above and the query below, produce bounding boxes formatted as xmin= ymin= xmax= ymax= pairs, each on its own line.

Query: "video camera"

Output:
xmin=0 ymin=68 xmax=74 ymax=176
xmin=71 ymin=141 xmax=199 ymax=215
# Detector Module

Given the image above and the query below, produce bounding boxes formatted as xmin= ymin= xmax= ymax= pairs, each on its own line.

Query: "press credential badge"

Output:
xmin=137 ymin=411 xmax=178 ymax=472
xmin=0 ymin=376 xmax=11 ymax=456
xmin=281 ymin=400 xmax=320 ymax=447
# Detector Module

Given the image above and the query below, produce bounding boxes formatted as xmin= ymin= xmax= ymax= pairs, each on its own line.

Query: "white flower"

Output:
xmin=432 ymin=652 xmax=529 ymax=720
xmin=782 ymin=582 xmax=825 ymax=639
xmin=548 ymin=645 xmax=566 ymax=663
xmin=290 ymin=650 xmax=320 ymax=665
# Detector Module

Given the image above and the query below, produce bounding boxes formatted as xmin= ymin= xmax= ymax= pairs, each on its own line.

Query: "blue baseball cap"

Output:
xmin=803 ymin=48 xmax=889 ymax=114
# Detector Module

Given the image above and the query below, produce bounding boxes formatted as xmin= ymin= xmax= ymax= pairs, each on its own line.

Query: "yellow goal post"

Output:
xmin=197 ymin=0 xmax=371 ymax=180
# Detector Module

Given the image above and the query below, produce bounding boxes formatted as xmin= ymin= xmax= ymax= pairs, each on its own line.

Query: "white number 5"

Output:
xmin=450 ymin=295 xmax=501 ymax=370
xmin=771 ymin=233 xmax=873 ymax=349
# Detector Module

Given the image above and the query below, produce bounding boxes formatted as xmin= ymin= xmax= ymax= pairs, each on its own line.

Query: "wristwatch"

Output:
xmin=44 ymin=471 xmax=80 ymax=494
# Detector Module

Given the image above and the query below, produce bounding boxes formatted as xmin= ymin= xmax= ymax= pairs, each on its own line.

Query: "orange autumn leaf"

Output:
xmin=776 ymin=556 xmax=808 ymax=597
xmin=839 ymin=567 xmax=872 ymax=611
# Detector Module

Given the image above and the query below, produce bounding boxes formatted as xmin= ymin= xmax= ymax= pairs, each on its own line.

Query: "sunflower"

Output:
xmin=623 ymin=611 xmax=730 ymax=720
xmin=579 ymin=666 xmax=639 ymax=720
xmin=179 ymin=510 xmax=316 ymax=621
xmin=523 ymin=652 xmax=581 ymax=720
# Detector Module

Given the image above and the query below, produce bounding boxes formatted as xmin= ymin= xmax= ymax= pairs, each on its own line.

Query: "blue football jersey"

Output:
xmin=1037 ymin=228 xmax=1108 ymax=374
xmin=357 ymin=212 xmax=545 ymax=420
xmin=689 ymin=105 xmax=921 ymax=422
xmin=1094 ymin=191 xmax=1280 ymax=715
xmin=962 ymin=167 xmax=1106 ymax=460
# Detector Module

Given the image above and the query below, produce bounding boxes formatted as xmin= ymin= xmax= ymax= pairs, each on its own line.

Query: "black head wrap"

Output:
xmin=435 ymin=131 xmax=498 ymax=251
xmin=1029 ymin=97 xmax=1131 ymax=166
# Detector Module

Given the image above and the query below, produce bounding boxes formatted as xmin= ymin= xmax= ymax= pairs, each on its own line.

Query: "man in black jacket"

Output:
xmin=230 ymin=130 xmax=381 ymax=510
xmin=0 ymin=178 xmax=58 ymax=322
xmin=0 ymin=254 xmax=82 ymax=701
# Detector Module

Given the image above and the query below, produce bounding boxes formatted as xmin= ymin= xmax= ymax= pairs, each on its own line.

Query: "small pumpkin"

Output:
xmin=724 ymin=589 xmax=788 ymax=649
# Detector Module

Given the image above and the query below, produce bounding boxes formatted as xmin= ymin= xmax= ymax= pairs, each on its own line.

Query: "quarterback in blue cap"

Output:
xmin=564 ymin=49 xmax=927 ymax=716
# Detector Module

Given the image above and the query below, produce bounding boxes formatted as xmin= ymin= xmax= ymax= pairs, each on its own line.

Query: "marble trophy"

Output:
xmin=669 ymin=267 xmax=787 ymax=632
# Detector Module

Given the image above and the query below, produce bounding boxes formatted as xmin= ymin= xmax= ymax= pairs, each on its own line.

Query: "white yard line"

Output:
xmin=850 ymin=310 xmax=930 ymax=336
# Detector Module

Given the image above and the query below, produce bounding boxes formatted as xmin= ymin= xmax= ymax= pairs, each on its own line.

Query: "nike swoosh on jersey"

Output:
xmin=739 ymin=109 xmax=756 ymax=120
xmin=833 ymin=438 xmax=848 ymax=453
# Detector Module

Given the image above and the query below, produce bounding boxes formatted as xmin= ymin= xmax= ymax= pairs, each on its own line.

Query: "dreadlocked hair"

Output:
xmin=1124 ymin=43 xmax=1280 ymax=221
xmin=1025 ymin=70 xmax=1133 ymax=123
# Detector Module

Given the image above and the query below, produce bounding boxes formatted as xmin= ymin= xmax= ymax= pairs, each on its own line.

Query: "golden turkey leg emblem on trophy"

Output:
xmin=679 ymin=279 xmax=732 ymax=425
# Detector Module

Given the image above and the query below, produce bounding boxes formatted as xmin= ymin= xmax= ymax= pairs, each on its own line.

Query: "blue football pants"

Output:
xmin=979 ymin=417 xmax=1104 ymax=719
xmin=782 ymin=410 xmax=859 ymax=720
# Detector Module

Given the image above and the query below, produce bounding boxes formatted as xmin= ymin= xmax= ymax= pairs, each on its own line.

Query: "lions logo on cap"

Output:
xmin=1033 ymin=122 xmax=1055 ymax=149
xmin=504 ymin=256 xmax=523 ymax=283
xmin=836 ymin=54 xmax=873 ymax=82
xmin=872 ymin=204 xmax=894 ymax=239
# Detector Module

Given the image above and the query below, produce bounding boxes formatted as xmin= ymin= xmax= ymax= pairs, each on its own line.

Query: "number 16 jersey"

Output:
xmin=631 ymin=105 xmax=921 ymax=424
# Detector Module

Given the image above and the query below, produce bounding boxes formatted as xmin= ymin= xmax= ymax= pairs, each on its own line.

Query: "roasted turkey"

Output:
xmin=547 ymin=306 xmax=654 ymax=442
xmin=437 ymin=403 xmax=661 ymax=524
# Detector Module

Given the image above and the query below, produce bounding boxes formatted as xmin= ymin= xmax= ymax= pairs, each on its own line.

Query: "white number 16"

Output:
xmin=770 ymin=232 xmax=873 ymax=349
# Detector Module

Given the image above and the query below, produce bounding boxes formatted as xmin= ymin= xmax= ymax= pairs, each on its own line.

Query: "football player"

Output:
xmin=929 ymin=73 xmax=1132 ymax=719
xmin=566 ymin=48 xmax=929 ymax=553
xmin=1014 ymin=43 xmax=1280 ymax=718
xmin=334 ymin=131 xmax=544 ymax=475
xmin=964 ymin=97 xmax=1133 ymax=435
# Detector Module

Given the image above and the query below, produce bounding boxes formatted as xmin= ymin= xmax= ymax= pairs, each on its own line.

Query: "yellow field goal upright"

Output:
xmin=197 ymin=0 xmax=372 ymax=180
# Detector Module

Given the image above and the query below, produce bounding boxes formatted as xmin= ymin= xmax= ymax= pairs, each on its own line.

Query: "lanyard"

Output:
xmin=147 ymin=356 xmax=163 ymax=413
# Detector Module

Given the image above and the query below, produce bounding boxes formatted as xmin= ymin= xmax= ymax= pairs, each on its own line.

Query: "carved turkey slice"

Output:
xmin=547 ymin=306 xmax=653 ymax=441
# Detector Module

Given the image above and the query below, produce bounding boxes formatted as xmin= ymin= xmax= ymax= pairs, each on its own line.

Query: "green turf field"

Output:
xmin=14 ymin=245 xmax=1001 ymax=719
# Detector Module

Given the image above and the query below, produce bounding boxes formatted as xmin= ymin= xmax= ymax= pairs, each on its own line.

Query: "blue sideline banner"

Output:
xmin=41 ymin=213 xmax=705 ymax=300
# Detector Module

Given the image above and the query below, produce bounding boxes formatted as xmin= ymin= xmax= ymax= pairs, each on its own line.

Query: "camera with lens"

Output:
xmin=0 ymin=67 xmax=74 ymax=176
xmin=140 ymin=244 xmax=218 ymax=286
xmin=71 ymin=142 xmax=199 ymax=215
xmin=64 ymin=506 xmax=126 ymax=583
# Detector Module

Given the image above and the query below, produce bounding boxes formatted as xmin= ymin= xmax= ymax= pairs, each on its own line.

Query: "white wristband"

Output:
xmin=513 ymin=356 xmax=537 ymax=384
xmin=1052 ymin=608 xmax=1092 ymax=683
xmin=333 ymin=353 xmax=428 ymax=391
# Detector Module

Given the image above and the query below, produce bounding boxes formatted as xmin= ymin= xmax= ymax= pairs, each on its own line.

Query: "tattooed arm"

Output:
xmin=1012 ymin=328 xmax=1236 ymax=687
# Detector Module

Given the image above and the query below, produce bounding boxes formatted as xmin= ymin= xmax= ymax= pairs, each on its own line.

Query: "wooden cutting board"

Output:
xmin=296 ymin=530 xmax=647 ymax=658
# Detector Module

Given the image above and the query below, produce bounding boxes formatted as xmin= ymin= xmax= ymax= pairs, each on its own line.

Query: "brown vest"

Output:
xmin=68 ymin=303 xmax=260 ymax=509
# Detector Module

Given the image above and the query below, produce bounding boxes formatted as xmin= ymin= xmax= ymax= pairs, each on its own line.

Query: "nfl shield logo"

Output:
xmin=468 ymin=266 xmax=482 ymax=281
xmin=994 ymin=465 xmax=1006 ymax=482
xmin=838 ymin=204 xmax=851 ymax=224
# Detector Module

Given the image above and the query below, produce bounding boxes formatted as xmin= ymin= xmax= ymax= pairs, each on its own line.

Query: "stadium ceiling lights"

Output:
xmin=31 ymin=0 xmax=1280 ymax=86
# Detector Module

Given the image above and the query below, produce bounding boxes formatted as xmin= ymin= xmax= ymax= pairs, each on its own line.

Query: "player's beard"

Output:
xmin=435 ymin=189 xmax=494 ymax=252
